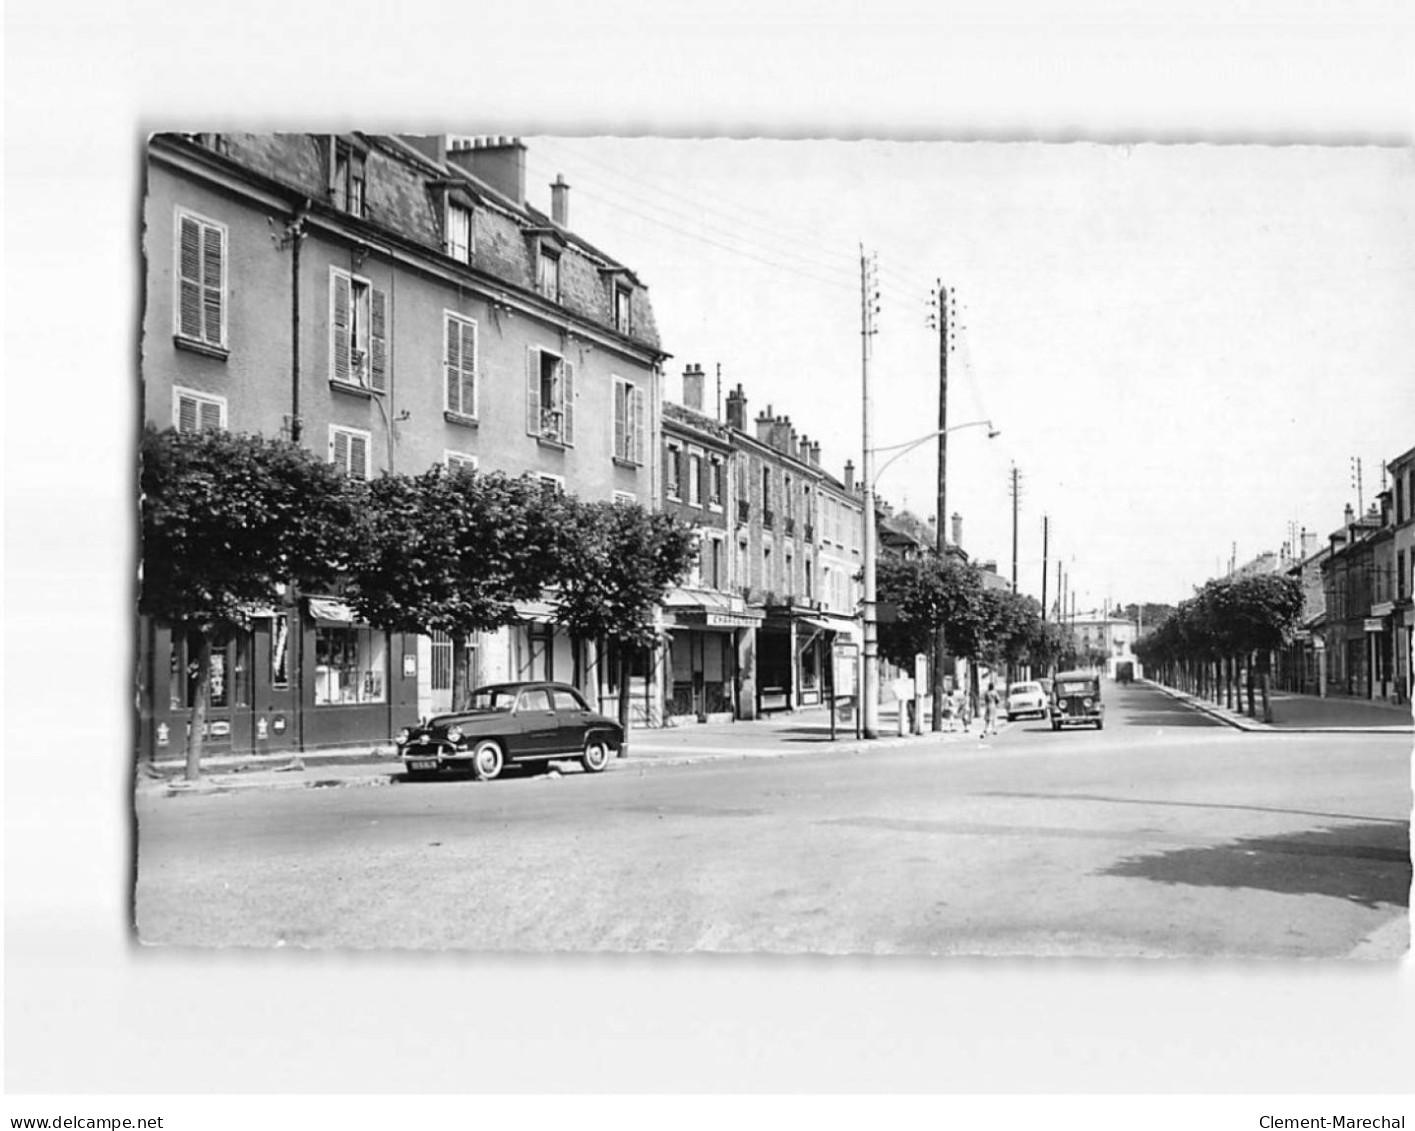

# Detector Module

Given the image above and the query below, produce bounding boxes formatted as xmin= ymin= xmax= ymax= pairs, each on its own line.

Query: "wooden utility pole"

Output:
xmin=1041 ymin=515 xmax=1050 ymax=621
xmin=930 ymin=281 xmax=950 ymax=732
xmin=860 ymin=246 xmax=880 ymax=739
xmin=1009 ymin=463 xmax=1021 ymax=593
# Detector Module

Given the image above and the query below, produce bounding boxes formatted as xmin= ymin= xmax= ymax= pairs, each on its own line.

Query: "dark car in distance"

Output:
xmin=1049 ymin=671 xmax=1104 ymax=731
xmin=396 ymin=681 xmax=623 ymax=781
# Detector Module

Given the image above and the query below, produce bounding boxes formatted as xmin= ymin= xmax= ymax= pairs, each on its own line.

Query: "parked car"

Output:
xmin=1049 ymin=671 xmax=1104 ymax=730
xmin=395 ymin=681 xmax=623 ymax=781
xmin=1005 ymin=681 xmax=1049 ymax=721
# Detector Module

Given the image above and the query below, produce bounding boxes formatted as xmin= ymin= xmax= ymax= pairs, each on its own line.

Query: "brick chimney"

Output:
xmin=550 ymin=173 xmax=570 ymax=227
xmin=756 ymin=406 xmax=776 ymax=444
xmin=951 ymin=512 xmax=963 ymax=549
xmin=682 ymin=363 xmax=704 ymax=412
xmin=725 ymin=384 xmax=747 ymax=431
xmin=770 ymin=415 xmax=796 ymax=454
xmin=1301 ymin=528 xmax=1317 ymax=559
xmin=446 ymin=136 xmax=527 ymax=207
xmin=810 ymin=441 xmax=821 ymax=466
xmin=843 ymin=460 xmax=855 ymax=493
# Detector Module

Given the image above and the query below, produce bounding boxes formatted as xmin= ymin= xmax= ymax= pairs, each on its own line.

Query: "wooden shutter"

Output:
xmin=331 ymin=272 xmax=351 ymax=384
xmin=331 ymin=428 xmax=349 ymax=471
xmin=350 ymin=433 xmax=369 ymax=480
xmin=633 ymin=385 xmax=645 ymax=466
xmin=526 ymin=347 xmax=540 ymax=435
xmin=369 ymin=287 xmax=388 ymax=391
xmin=613 ymin=381 xmax=627 ymax=459
xmin=177 ymin=393 xmax=198 ymax=433
xmin=201 ymin=223 xmax=223 ymax=345
xmin=198 ymin=399 xmax=222 ymax=431
xmin=178 ymin=216 xmax=203 ymax=339
xmin=444 ymin=314 xmax=460 ymax=412
xmin=562 ymin=359 xmax=575 ymax=446
xmin=459 ymin=320 xmax=477 ymax=418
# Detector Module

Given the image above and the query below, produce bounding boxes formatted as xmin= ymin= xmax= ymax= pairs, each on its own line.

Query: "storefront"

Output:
xmin=662 ymin=590 xmax=761 ymax=724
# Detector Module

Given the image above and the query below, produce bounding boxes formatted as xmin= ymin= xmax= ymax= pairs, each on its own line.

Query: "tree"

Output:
xmin=348 ymin=466 xmax=571 ymax=711
xmin=140 ymin=426 xmax=360 ymax=779
xmin=1226 ymin=574 xmax=1304 ymax=722
xmin=551 ymin=500 xmax=698 ymax=747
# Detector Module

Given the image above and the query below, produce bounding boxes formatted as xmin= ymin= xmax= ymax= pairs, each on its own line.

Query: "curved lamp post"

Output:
xmin=860 ymin=418 xmax=999 ymax=739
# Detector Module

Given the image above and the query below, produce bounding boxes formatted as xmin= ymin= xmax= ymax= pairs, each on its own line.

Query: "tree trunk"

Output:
xmin=930 ymin=626 xmax=946 ymax=732
xmin=616 ymin=642 xmax=632 ymax=756
xmin=185 ymin=631 xmax=211 ymax=781
xmin=1259 ymin=652 xmax=1273 ymax=723
xmin=451 ymin=632 xmax=474 ymax=712
xmin=1245 ymin=654 xmax=1257 ymax=718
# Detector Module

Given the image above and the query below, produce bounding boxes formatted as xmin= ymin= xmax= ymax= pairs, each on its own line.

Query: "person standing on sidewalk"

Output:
xmin=981 ymin=683 xmax=1001 ymax=738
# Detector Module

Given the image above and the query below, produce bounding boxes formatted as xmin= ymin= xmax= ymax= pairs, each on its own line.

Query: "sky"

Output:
xmin=520 ymin=137 xmax=1415 ymax=612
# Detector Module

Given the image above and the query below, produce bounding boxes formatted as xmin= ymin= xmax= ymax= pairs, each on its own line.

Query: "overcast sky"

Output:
xmin=522 ymin=137 xmax=1415 ymax=611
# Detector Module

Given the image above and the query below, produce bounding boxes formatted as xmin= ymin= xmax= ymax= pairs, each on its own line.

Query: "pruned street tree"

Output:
xmin=347 ymin=466 xmax=573 ymax=711
xmin=139 ymin=425 xmax=360 ymax=779
xmin=877 ymin=556 xmax=987 ymax=722
xmin=550 ymin=500 xmax=698 ymax=749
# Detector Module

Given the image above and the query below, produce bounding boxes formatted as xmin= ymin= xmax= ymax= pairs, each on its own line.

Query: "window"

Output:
xmin=331 ymin=141 xmax=365 ymax=216
xmin=329 ymin=425 xmax=371 ymax=479
xmin=537 ymin=248 xmax=560 ymax=300
xmin=614 ymin=285 xmax=632 ymax=334
xmin=519 ymin=687 xmax=554 ymax=713
xmin=666 ymin=444 xmax=683 ymax=499
xmin=314 ymin=625 xmax=386 ymax=705
xmin=552 ymin=687 xmax=588 ymax=712
xmin=173 ymin=386 xmax=226 ymax=432
xmin=444 ymin=312 xmax=477 ymax=417
xmin=446 ymin=203 xmax=472 ymax=263
xmin=804 ymin=556 xmax=812 ymax=598
xmin=526 ymin=347 xmax=574 ymax=445
xmin=785 ymin=474 xmax=793 ymax=519
xmin=613 ymin=491 xmax=637 ymax=506
xmin=763 ymin=546 xmax=773 ymax=590
xmin=174 ymin=209 xmax=226 ymax=350
xmin=330 ymin=269 xmax=387 ymax=391
xmin=613 ymin=377 xmax=645 ymax=464
xmin=430 ymin=630 xmax=452 ymax=693
xmin=689 ymin=453 xmax=703 ymax=506
xmin=785 ymin=552 xmax=794 ymax=596
xmin=271 ymin=615 xmax=290 ymax=688
xmin=708 ymin=457 xmax=723 ymax=508
xmin=537 ymin=473 xmax=565 ymax=492
xmin=709 ymin=538 xmax=724 ymax=590
xmin=446 ymin=451 xmax=478 ymax=476
xmin=1399 ymin=550 xmax=1407 ymax=600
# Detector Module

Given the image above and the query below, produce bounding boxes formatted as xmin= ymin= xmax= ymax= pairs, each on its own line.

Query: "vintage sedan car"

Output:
xmin=1005 ymin=681 xmax=1049 ymax=721
xmin=395 ymin=681 xmax=623 ymax=781
xmin=1049 ymin=671 xmax=1104 ymax=730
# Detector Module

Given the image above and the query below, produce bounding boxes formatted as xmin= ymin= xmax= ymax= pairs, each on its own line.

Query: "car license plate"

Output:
xmin=408 ymin=759 xmax=439 ymax=771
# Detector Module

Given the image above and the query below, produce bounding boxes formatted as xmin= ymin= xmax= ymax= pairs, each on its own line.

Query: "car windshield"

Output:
xmin=1057 ymin=681 xmax=1096 ymax=695
xmin=1009 ymin=683 xmax=1040 ymax=695
xmin=465 ymin=687 xmax=517 ymax=712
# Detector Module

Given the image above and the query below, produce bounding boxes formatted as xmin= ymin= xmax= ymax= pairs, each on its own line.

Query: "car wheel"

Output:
xmin=1096 ymin=719 xmax=1104 ymax=730
xmin=471 ymin=739 xmax=505 ymax=782
xmin=1006 ymin=713 xmax=1016 ymax=723
xmin=582 ymin=734 xmax=611 ymax=774
xmin=1051 ymin=720 xmax=1061 ymax=732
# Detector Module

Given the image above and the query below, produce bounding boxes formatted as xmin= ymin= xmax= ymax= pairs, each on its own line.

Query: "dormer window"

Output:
xmin=446 ymin=202 xmax=472 ymax=263
xmin=537 ymin=247 xmax=560 ymax=301
xmin=330 ymin=138 xmax=367 ymax=217
xmin=614 ymin=284 xmax=632 ymax=334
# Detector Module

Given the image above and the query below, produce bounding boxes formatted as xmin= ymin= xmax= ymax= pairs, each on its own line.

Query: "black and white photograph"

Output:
xmin=6 ymin=0 xmax=1415 ymax=1120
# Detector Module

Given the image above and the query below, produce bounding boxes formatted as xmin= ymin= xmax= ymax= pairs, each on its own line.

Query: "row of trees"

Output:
xmin=1132 ymin=573 xmax=1304 ymax=722
xmin=875 ymin=555 xmax=1070 ymax=712
xmin=140 ymin=426 xmax=698 ymax=779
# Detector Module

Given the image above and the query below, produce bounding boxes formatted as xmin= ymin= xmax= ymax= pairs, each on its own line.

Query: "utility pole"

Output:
xmin=1352 ymin=456 xmax=1365 ymax=518
xmin=860 ymin=246 xmax=881 ymax=740
xmin=1041 ymin=514 xmax=1049 ymax=621
xmin=929 ymin=280 xmax=951 ymax=732
xmin=1009 ymin=463 xmax=1021 ymax=593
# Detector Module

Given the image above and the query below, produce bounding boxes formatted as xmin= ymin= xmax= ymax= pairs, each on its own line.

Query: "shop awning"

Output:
xmin=308 ymin=597 xmax=356 ymax=623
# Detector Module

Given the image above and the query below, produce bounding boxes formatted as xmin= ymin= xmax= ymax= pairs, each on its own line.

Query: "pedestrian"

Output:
xmin=941 ymin=689 xmax=956 ymax=732
xmin=981 ymin=682 xmax=1000 ymax=738
xmin=955 ymin=686 xmax=971 ymax=732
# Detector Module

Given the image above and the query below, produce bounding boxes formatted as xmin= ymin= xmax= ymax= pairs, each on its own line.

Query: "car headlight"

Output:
xmin=1082 ymin=698 xmax=1092 ymax=708
xmin=446 ymin=725 xmax=463 ymax=743
xmin=396 ymin=728 xmax=410 ymax=745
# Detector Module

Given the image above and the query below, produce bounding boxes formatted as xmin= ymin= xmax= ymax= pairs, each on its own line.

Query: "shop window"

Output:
xmin=314 ymin=625 xmax=387 ymax=705
xmin=170 ymin=629 xmax=230 ymax=709
xmin=271 ymin=615 xmax=291 ymax=688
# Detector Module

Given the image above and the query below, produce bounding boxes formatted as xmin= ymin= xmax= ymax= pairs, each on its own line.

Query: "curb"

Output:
xmin=1144 ymin=681 xmax=1413 ymax=735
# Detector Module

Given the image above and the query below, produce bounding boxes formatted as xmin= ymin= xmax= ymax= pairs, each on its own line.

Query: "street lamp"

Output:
xmin=860 ymin=418 xmax=999 ymax=739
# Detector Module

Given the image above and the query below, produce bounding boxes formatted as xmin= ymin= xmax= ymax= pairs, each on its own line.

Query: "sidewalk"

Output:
xmin=1147 ymin=680 xmax=1413 ymax=734
xmin=139 ymin=702 xmax=996 ymax=796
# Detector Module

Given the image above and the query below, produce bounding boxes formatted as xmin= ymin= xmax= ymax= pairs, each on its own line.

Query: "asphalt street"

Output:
xmin=134 ymin=681 xmax=1411 ymax=958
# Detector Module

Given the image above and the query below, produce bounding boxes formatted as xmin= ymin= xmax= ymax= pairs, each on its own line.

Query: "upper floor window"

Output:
xmin=444 ymin=312 xmax=478 ymax=418
xmin=329 ymin=425 xmax=371 ymax=480
xmin=614 ymin=285 xmax=632 ymax=334
xmin=173 ymin=386 xmax=226 ymax=433
xmin=537 ymin=248 xmax=560 ymax=301
xmin=174 ymin=209 xmax=227 ymax=351
xmin=613 ymin=377 xmax=645 ymax=464
xmin=688 ymin=453 xmax=703 ymax=507
xmin=666 ymin=444 xmax=683 ymax=500
xmin=526 ymin=347 xmax=574 ymax=445
xmin=332 ymin=141 xmax=366 ymax=216
xmin=708 ymin=457 xmax=723 ymax=509
xmin=329 ymin=269 xmax=387 ymax=391
xmin=446 ymin=203 xmax=472 ymax=263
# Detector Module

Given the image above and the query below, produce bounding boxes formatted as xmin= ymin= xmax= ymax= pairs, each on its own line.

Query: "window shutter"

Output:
xmin=613 ymin=381 xmax=627 ymax=458
xmin=369 ymin=287 xmax=388 ymax=391
xmin=562 ymin=360 xmax=575 ymax=446
xmin=444 ymin=314 xmax=460 ymax=412
xmin=331 ymin=272 xmax=351 ymax=384
xmin=526 ymin=347 xmax=540 ymax=436
xmin=459 ymin=321 xmax=477 ymax=418
xmin=177 ymin=394 xmax=198 ymax=433
xmin=178 ymin=216 xmax=202 ymax=339
xmin=198 ymin=399 xmax=222 ymax=432
xmin=201 ymin=223 xmax=224 ymax=345
xmin=633 ymin=385 xmax=645 ymax=466
xmin=331 ymin=428 xmax=348 ymax=471
xmin=350 ymin=433 xmax=369 ymax=480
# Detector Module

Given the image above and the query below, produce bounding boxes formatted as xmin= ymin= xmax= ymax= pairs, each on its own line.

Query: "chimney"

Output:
xmin=550 ymin=173 xmax=570 ymax=227
xmin=810 ymin=441 xmax=821 ymax=467
xmin=756 ymin=406 xmax=776 ymax=444
xmin=980 ymin=560 xmax=998 ymax=574
xmin=725 ymin=384 xmax=747 ymax=431
xmin=1301 ymin=529 xmax=1317 ymax=559
xmin=770 ymin=415 xmax=796 ymax=454
xmin=445 ymin=136 xmax=527 ymax=207
xmin=1344 ymin=503 xmax=1355 ymax=529
xmin=843 ymin=460 xmax=855 ymax=493
xmin=951 ymin=512 xmax=963 ymax=550
xmin=682 ymin=363 xmax=704 ymax=412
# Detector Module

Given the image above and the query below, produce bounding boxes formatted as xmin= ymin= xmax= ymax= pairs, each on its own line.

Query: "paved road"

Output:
xmin=134 ymin=681 xmax=1411 ymax=958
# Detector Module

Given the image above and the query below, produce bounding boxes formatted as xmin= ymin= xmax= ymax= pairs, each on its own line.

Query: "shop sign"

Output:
xmin=833 ymin=642 xmax=859 ymax=697
xmin=1364 ymin=617 xmax=1386 ymax=632
xmin=705 ymin=612 xmax=758 ymax=627
xmin=156 ymin=722 xmax=170 ymax=747
xmin=271 ymin=715 xmax=287 ymax=735
xmin=403 ymin=653 xmax=417 ymax=678
xmin=256 ymin=717 xmax=269 ymax=740
xmin=209 ymin=720 xmax=231 ymax=738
